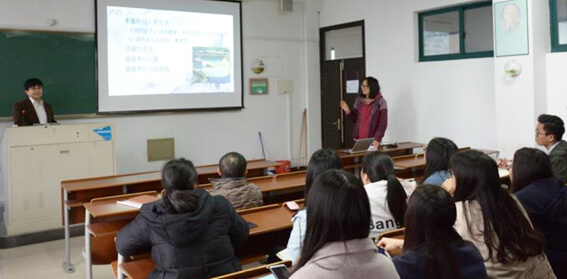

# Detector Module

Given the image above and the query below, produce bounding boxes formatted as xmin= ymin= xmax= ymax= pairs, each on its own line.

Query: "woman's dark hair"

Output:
xmin=510 ymin=148 xmax=554 ymax=193
xmin=422 ymin=137 xmax=458 ymax=183
xmin=294 ymin=170 xmax=371 ymax=272
xmin=404 ymin=185 xmax=467 ymax=279
xmin=161 ymin=158 xmax=200 ymax=214
xmin=305 ymin=149 xmax=343 ymax=202
xmin=361 ymin=152 xmax=407 ymax=227
xmin=451 ymin=150 xmax=545 ymax=264
xmin=360 ymin=76 xmax=381 ymax=99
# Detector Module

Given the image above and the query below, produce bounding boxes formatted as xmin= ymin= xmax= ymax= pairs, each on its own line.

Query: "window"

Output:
xmin=550 ymin=0 xmax=567 ymax=52
xmin=418 ymin=2 xmax=493 ymax=61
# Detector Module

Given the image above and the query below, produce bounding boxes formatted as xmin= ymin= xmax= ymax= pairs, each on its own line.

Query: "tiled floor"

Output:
xmin=0 ymin=236 xmax=113 ymax=279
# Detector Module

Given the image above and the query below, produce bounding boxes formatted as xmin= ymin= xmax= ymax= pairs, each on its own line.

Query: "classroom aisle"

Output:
xmin=0 ymin=236 xmax=113 ymax=279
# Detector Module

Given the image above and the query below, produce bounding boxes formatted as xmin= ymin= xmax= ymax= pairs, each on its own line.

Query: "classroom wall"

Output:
xmin=317 ymin=0 xmax=498 ymax=150
xmin=0 ymin=0 xmax=321 ymax=204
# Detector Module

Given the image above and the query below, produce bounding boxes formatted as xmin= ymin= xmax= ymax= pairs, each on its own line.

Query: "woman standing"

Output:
xmin=340 ymin=76 xmax=388 ymax=148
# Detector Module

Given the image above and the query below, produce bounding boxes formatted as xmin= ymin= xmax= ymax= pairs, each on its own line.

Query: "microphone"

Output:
xmin=21 ymin=109 xmax=26 ymax=126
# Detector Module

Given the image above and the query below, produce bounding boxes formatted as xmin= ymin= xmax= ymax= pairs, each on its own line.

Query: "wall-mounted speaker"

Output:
xmin=280 ymin=0 xmax=293 ymax=13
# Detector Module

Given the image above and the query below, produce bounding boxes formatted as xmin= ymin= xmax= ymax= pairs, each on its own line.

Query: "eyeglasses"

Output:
xmin=535 ymin=129 xmax=547 ymax=137
xmin=27 ymin=86 xmax=42 ymax=91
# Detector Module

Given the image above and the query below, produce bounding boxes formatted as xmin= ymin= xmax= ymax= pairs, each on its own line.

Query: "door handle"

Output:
xmin=332 ymin=118 xmax=341 ymax=131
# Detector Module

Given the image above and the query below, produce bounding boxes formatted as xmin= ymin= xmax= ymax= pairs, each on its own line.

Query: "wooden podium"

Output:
xmin=2 ymin=123 xmax=116 ymax=235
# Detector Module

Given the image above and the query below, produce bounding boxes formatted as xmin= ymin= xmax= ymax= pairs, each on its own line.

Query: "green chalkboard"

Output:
xmin=0 ymin=31 xmax=95 ymax=118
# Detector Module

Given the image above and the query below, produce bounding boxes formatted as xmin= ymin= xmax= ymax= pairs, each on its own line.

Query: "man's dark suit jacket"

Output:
xmin=549 ymin=140 xmax=567 ymax=182
xmin=12 ymin=98 xmax=56 ymax=126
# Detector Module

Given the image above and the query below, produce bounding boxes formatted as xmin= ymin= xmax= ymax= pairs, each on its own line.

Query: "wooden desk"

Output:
xmin=63 ymin=159 xmax=281 ymax=223
xmin=85 ymin=198 xmax=301 ymax=278
xmin=120 ymin=258 xmax=154 ymax=279
xmin=391 ymin=147 xmax=500 ymax=179
xmin=338 ymin=142 xmax=424 ymax=169
xmin=118 ymin=258 xmax=292 ymax=279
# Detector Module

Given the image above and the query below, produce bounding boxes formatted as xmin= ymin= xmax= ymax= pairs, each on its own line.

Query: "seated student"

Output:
xmin=283 ymin=149 xmax=343 ymax=265
xmin=421 ymin=137 xmax=458 ymax=186
xmin=510 ymin=148 xmax=567 ymax=278
xmin=449 ymin=150 xmax=555 ymax=278
xmin=290 ymin=170 xmax=399 ymax=279
xmin=116 ymin=158 xmax=249 ymax=279
xmin=379 ymin=185 xmax=487 ymax=279
xmin=361 ymin=152 xmax=407 ymax=236
xmin=13 ymin=78 xmax=57 ymax=126
xmin=536 ymin=114 xmax=567 ymax=182
xmin=208 ymin=152 xmax=263 ymax=210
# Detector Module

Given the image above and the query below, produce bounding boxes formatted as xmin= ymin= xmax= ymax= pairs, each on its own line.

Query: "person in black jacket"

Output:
xmin=511 ymin=148 xmax=567 ymax=278
xmin=116 ymin=158 xmax=249 ymax=279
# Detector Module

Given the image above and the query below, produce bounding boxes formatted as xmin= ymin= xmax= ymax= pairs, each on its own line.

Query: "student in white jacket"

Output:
xmin=361 ymin=152 xmax=407 ymax=236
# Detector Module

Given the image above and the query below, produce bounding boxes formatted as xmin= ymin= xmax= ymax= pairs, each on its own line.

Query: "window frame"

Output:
xmin=550 ymin=0 xmax=567 ymax=52
xmin=418 ymin=1 xmax=494 ymax=62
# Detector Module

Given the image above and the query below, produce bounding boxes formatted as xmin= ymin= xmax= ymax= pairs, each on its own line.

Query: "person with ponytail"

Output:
xmin=379 ymin=185 xmax=487 ymax=279
xmin=116 ymin=158 xmax=249 ymax=279
xmin=289 ymin=170 xmax=398 ymax=279
xmin=361 ymin=151 xmax=407 ymax=236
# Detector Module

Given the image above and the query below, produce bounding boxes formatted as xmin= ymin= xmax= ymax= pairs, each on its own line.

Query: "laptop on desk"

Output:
xmin=340 ymin=138 xmax=374 ymax=154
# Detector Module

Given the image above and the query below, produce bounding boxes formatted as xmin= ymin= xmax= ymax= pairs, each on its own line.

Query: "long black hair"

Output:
xmin=404 ymin=185 xmax=468 ymax=279
xmin=361 ymin=151 xmax=407 ymax=227
xmin=304 ymin=149 xmax=343 ymax=202
xmin=360 ymin=76 xmax=381 ymax=99
xmin=510 ymin=147 xmax=554 ymax=193
xmin=451 ymin=150 xmax=545 ymax=264
xmin=422 ymin=137 xmax=458 ymax=183
xmin=294 ymin=170 xmax=371 ymax=272
xmin=161 ymin=158 xmax=200 ymax=214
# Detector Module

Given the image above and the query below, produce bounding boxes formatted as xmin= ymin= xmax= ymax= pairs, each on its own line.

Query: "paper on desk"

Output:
xmin=117 ymin=200 xmax=144 ymax=209
xmin=498 ymin=168 xmax=510 ymax=178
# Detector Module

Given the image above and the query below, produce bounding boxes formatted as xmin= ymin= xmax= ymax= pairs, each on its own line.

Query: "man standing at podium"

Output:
xmin=12 ymin=78 xmax=56 ymax=126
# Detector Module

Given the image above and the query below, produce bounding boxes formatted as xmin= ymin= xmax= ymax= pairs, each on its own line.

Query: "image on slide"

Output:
xmin=192 ymin=46 xmax=231 ymax=86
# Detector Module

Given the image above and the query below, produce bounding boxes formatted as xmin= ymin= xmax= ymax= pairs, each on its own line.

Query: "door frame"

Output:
xmin=319 ymin=20 xmax=366 ymax=149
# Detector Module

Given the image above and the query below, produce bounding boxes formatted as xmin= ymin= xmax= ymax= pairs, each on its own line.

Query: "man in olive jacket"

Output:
xmin=208 ymin=152 xmax=263 ymax=210
xmin=536 ymin=114 xmax=567 ymax=182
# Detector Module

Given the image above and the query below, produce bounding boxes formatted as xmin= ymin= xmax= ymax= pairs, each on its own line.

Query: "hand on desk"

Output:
xmin=497 ymin=158 xmax=512 ymax=169
xmin=377 ymin=237 xmax=404 ymax=253
xmin=372 ymin=140 xmax=380 ymax=148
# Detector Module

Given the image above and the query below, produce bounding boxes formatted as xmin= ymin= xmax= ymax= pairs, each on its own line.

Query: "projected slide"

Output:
xmin=106 ymin=6 xmax=234 ymax=96
xmin=97 ymin=0 xmax=242 ymax=113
